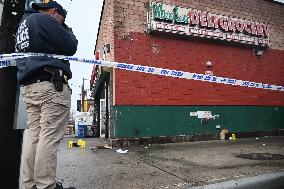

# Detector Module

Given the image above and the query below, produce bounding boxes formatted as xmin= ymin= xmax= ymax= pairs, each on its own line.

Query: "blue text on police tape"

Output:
xmin=117 ymin=63 xmax=134 ymax=70
xmin=0 ymin=60 xmax=11 ymax=67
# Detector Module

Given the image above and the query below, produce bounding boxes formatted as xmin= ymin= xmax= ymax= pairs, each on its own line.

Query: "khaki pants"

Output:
xmin=19 ymin=81 xmax=71 ymax=189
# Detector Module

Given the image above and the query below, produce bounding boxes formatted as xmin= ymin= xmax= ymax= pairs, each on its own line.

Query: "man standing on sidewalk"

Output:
xmin=15 ymin=1 xmax=77 ymax=189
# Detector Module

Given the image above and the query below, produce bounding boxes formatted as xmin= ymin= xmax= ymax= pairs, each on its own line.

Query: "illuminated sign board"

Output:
xmin=147 ymin=1 xmax=269 ymax=47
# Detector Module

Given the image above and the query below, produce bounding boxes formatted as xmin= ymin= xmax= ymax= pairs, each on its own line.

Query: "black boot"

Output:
xmin=54 ymin=181 xmax=76 ymax=189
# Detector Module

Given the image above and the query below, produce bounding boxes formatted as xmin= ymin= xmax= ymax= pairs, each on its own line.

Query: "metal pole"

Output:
xmin=81 ymin=78 xmax=88 ymax=112
xmin=81 ymin=78 xmax=84 ymax=112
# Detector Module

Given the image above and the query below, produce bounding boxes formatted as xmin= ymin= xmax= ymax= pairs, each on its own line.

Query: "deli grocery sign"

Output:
xmin=147 ymin=1 xmax=269 ymax=47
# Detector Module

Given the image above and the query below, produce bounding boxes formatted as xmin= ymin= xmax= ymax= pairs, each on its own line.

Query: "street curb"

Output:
xmin=188 ymin=171 xmax=284 ymax=189
xmin=110 ymin=129 xmax=284 ymax=147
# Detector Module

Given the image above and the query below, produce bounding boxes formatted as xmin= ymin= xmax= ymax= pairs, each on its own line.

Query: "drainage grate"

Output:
xmin=235 ymin=153 xmax=284 ymax=160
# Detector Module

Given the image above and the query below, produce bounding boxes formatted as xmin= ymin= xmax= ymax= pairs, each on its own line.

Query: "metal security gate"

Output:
xmin=100 ymin=99 xmax=106 ymax=138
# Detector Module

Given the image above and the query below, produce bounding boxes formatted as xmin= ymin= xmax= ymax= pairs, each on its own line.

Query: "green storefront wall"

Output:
xmin=112 ymin=106 xmax=284 ymax=138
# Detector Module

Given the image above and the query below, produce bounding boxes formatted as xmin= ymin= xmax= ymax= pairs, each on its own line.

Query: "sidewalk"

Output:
xmin=56 ymin=136 xmax=284 ymax=189
xmin=190 ymin=171 xmax=284 ymax=189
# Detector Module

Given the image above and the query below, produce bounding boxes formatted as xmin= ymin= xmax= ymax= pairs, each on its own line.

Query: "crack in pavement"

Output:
xmin=126 ymin=153 xmax=194 ymax=185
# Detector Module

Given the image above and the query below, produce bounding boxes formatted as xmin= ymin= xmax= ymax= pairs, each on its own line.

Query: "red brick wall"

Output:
xmin=93 ymin=0 xmax=284 ymax=105
xmin=114 ymin=32 xmax=284 ymax=106
xmin=96 ymin=0 xmax=114 ymax=60
xmin=113 ymin=0 xmax=284 ymax=50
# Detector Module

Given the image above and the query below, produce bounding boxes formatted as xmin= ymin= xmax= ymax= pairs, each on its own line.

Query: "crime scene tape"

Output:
xmin=0 ymin=53 xmax=284 ymax=92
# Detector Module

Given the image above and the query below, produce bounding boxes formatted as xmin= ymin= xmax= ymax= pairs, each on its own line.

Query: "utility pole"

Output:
xmin=0 ymin=0 xmax=25 ymax=187
xmin=81 ymin=78 xmax=87 ymax=112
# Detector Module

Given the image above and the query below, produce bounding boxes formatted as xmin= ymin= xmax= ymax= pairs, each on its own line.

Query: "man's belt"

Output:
xmin=22 ymin=76 xmax=52 ymax=86
xmin=23 ymin=67 xmax=68 ymax=92
xmin=23 ymin=75 xmax=68 ymax=86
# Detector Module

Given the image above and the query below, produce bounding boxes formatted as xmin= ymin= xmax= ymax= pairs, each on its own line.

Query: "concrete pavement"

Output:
xmin=56 ymin=136 xmax=284 ymax=189
xmin=189 ymin=171 xmax=284 ymax=189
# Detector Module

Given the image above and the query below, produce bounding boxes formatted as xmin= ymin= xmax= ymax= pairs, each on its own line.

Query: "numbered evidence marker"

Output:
xmin=77 ymin=139 xmax=86 ymax=148
xmin=81 ymin=140 xmax=86 ymax=148
xmin=231 ymin=133 xmax=237 ymax=140
xmin=68 ymin=140 xmax=73 ymax=148
xmin=77 ymin=139 xmax=82 ymax=146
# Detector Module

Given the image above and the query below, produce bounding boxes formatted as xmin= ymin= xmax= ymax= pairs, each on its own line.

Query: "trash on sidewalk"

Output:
xmin=91 ymin=145 xmax=112 ymax=150
xmin=220 ymin=129 xmax=228 ymax=140
xmin=104 ymin=144 xmax=112 ymax=149
xmin=116 ymin=149 xmax=128 ymax=154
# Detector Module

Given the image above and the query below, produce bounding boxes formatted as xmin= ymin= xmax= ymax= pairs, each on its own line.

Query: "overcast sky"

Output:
xmin=56 ymin=0 xmax=104 ymax=113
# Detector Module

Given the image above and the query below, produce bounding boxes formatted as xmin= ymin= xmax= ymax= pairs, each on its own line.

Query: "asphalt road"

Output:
xmin=56 ymin=136 xmax=284 ymax=189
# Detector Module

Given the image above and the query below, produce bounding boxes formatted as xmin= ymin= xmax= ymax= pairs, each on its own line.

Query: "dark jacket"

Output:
xmin=15 ymin=9 xmax=78 ymax=84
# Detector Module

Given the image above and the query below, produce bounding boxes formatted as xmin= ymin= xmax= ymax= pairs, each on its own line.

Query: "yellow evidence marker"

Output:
xmin=231 ymin=133 xmax=237 ymax=140
xmin=77 ymin=139 xmax=83 ymax=146
xmin=81 ymin=140 xmax=86 ymax=148
xmin=68 ymin=140 xmax=73 ymax=148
